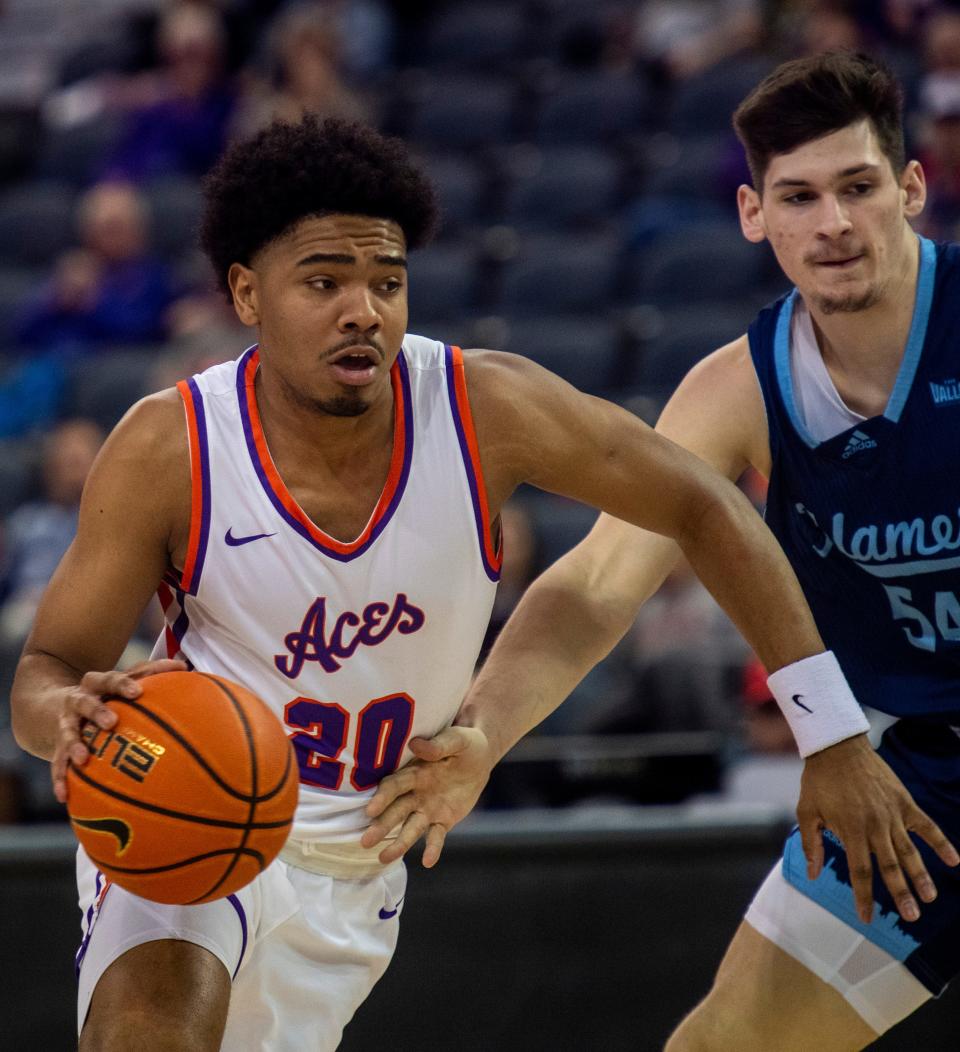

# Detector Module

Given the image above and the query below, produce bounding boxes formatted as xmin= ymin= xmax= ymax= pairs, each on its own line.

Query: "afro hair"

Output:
xmin=200 ymin=115 xmax=439 ymax=298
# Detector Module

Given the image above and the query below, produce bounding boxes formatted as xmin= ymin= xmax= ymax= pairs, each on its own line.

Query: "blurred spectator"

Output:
xmin=584 ymin=555 xmax=749 ymax=737
xmin=923 ymin=5 xmax=960 ymax=73
xmin=740 ymin=654 xmax=794 ymax=753
xmin=793 ymin=1 xmax=867 ymax=55
xmin=324 ymin=0 xmax=395 ymax=82
xmin=626 ymin=556 xmax=749 ymax=732
xmin=634 ymin=0 xmax=764 ymax=81
xmin=0 ymin=419 xmax=104 ymax=646
xmin=718 ymin=651 xmax=804 ymax=809
xmin=104 ymin=2 xmax=236 ymax=182
xmin=232 ymin=2 xmax=370 ymax=140
xmin=878 ymin=0 xmax=939 ymax=45
xmin=15 ymin=181 xmax=175 ymax=353
xmin=148 ymin=289 xmax=252 ymax=391
xmin=916 ymin=72 xmax=960 ymax=239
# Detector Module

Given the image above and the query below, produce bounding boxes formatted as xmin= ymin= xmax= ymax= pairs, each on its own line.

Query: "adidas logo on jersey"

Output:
xmin=930 ymin=378 xmax=960 ymax=406
xmin=841 ymin=430 xmax=877 ymax=459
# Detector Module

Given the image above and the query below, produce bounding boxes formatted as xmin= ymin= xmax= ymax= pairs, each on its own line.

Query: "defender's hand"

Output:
xmin=362 ymin=725 xmax=494 ymax=867
xmin=52 ymin=658 xmax=187 ymax=804
xmin=798 ymin=734 xmax=960 ymax=924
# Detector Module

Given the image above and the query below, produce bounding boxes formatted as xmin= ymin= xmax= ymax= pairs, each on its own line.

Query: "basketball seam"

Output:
xmin=107 ymin=693 xmax=273 ymax=803
xmin=191 ymin=673 xmax=260 ymax=904
xmin=89 ymin=846 xmax=267 ymax=876
xmin=68 ymin=762 xmax=290 ymax=830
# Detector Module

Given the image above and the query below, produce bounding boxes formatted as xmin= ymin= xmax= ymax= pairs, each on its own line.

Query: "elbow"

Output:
xmin=8 ymin=653 xmax=49 ymax=760
xmin=10 ymin=685 xmax=36 ymax=756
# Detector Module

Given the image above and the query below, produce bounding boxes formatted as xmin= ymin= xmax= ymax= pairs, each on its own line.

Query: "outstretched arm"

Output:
xmin=365 ymin=340 xmax=959 ymax=923
xmin=363 ymin=340 xmax=790 ymax=858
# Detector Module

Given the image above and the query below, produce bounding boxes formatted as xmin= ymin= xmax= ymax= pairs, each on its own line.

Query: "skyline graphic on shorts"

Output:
xmin=784 ymin=836 xmax=922 ymax=961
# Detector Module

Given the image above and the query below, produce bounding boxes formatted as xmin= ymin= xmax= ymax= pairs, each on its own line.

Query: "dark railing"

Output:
xmin=2 ymin=804 xmax=958 ymax=1051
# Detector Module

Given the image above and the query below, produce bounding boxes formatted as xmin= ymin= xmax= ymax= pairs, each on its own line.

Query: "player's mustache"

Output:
xmin=805 ymin=247 xmax=866 ymax=264
xmin=323 ymin=336 xmax=385 ymax=361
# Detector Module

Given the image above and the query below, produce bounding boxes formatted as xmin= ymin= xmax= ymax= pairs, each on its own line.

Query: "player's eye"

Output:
xmin=379 ymin=277 xmax=404 ymax=293
xmin=308 ymin=277 xmax=336 ymax=290
xmin=847 ymin=182 xmax=873 ymax=196
xmin=783 ymin=192 xmax=814 ymax=205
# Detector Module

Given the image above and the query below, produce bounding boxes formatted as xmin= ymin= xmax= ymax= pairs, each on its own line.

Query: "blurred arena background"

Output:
xmin=1 ymin=0 xmax=960 ymax=1048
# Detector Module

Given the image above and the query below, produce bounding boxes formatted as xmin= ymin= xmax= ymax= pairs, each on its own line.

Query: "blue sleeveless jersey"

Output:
xmin=752 ymin=238 xmax=960 ymax=995
xmin=749 ymin=237 xmax=960 ymax=722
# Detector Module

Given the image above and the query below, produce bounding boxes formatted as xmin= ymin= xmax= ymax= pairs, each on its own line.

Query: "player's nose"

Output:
xmin=338 ymin=286 xmax=382 ymax=333
xmin=815 ymin=194 xmax=854 ymax=239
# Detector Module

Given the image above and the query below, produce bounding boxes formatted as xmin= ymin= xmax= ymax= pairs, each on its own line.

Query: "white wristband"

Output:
xmin=766 ymin=650 xmax=869 ymax=758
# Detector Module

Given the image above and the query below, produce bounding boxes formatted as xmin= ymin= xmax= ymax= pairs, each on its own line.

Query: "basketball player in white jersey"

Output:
xmin=364 ymin=55 xmax=960 ymax=1050
xmin=11 ymin=115 xmax=894 ymax=1051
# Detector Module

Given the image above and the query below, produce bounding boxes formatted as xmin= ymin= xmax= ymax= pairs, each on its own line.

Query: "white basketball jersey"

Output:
xmin=152 ymin=336 xmax=501 ymax=841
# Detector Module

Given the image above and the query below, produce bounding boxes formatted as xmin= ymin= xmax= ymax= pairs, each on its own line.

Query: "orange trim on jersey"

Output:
xmin=449 ymin=346 xmax=503 ymax=573
xmin=242 ymin=350 xmax=408 ymax=555
xmin=176 ymin=380 xmax=205 ymax=592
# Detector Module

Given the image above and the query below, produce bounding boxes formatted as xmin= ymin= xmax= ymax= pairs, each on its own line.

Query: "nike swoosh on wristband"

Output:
xmin=225 ymin=528 xmax=277 ymax=547
xmin=792 ymin=693 xmax=814 ymax=714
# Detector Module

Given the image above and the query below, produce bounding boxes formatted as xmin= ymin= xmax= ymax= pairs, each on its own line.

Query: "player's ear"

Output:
xmin=738 ymin=184 xmax=767 ymax=244
xmin=229 ymin=263 xmax=260 ymax=326
xmin=901 ymin=159 xmax=926 ymax=220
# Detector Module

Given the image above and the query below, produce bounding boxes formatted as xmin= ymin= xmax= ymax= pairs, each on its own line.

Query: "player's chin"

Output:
xmin=815 ymin=283 xmax=880 ymax=315
xmin=319 ymin=391 xmax=372 ymax=417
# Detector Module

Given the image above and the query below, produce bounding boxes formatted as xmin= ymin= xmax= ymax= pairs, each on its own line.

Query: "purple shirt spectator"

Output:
xmin=16 ymin=255 xmax=174 ymax=351
xmin=104 ymin=2 xmax=236 ymax=182
xmin=106 ymin=88 xmax=235 ymax=182
xmin=13 ymin=182 xmax=175 ymax=353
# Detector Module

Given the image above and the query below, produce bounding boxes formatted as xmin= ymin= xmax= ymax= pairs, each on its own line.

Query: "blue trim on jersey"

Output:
xmin=442 ymin=344 xmax=502 ymax=583
xmin=183 ymin=377 xmax=212 ymax=594
xmin=773 ymin=290 xmax=818 ymax=448
xmin=772 ymin=236 xmax=936 ymax=443
xmin=226 ymin=893 xmax=248 ymax=979
xmin=171 ymin=587 xmax=190 ymax=644
xmin=74 ymin=869 xmax=105 ymax=977
xmin=884 ymin=235 xmax=936 ymax=423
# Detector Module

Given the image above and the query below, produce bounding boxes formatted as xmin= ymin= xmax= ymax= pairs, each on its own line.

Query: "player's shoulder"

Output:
xmin=458 ymin=347 xmax=560 ymax=426
xmin=459 ymin=346 xmax=565 ymax=392
xmin=658 ymin=334 xmax=770 ymax=476
xmin=78 ymin=386 xmax=191 ymax=541
xmin=95 ymin=387 xmax=189 ymax=483
xmin=671 ymin=334 xmax=760 ymax=411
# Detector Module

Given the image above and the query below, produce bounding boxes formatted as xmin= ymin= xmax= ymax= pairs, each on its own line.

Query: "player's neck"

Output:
xmin=804 ymin=232 xmax=920 ymax=416
xmin=255 ymin=366 xmax=396 ymax=476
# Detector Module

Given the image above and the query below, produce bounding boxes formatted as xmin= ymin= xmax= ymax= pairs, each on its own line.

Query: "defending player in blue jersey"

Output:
xmin=366 ymin=52 xmax=960 ymax=1049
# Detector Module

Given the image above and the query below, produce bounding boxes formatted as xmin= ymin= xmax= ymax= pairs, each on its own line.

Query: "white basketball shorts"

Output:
xmin=75 ymin=846 xmax=408 ymax=1051
xmin=745 ymin=863 xmax=931 ymax=1035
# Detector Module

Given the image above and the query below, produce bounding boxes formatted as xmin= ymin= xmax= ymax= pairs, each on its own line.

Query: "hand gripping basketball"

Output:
xmin=66 ymin=669 xmax=298 ymax=904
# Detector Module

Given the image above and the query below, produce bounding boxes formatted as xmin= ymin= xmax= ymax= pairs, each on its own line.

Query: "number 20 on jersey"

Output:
xmin=284 ymin=693 xmax=415 ymax=791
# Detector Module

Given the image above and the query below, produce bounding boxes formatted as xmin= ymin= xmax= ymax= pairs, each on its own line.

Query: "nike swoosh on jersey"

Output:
xmin=225 ymin=528 xmax=277 ymax=547
xmin=378 ymin=895 xmax=405 ymax=920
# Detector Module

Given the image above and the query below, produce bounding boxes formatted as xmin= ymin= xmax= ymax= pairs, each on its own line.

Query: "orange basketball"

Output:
xmin=66 ymin=670 xmax=298 ymax=905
